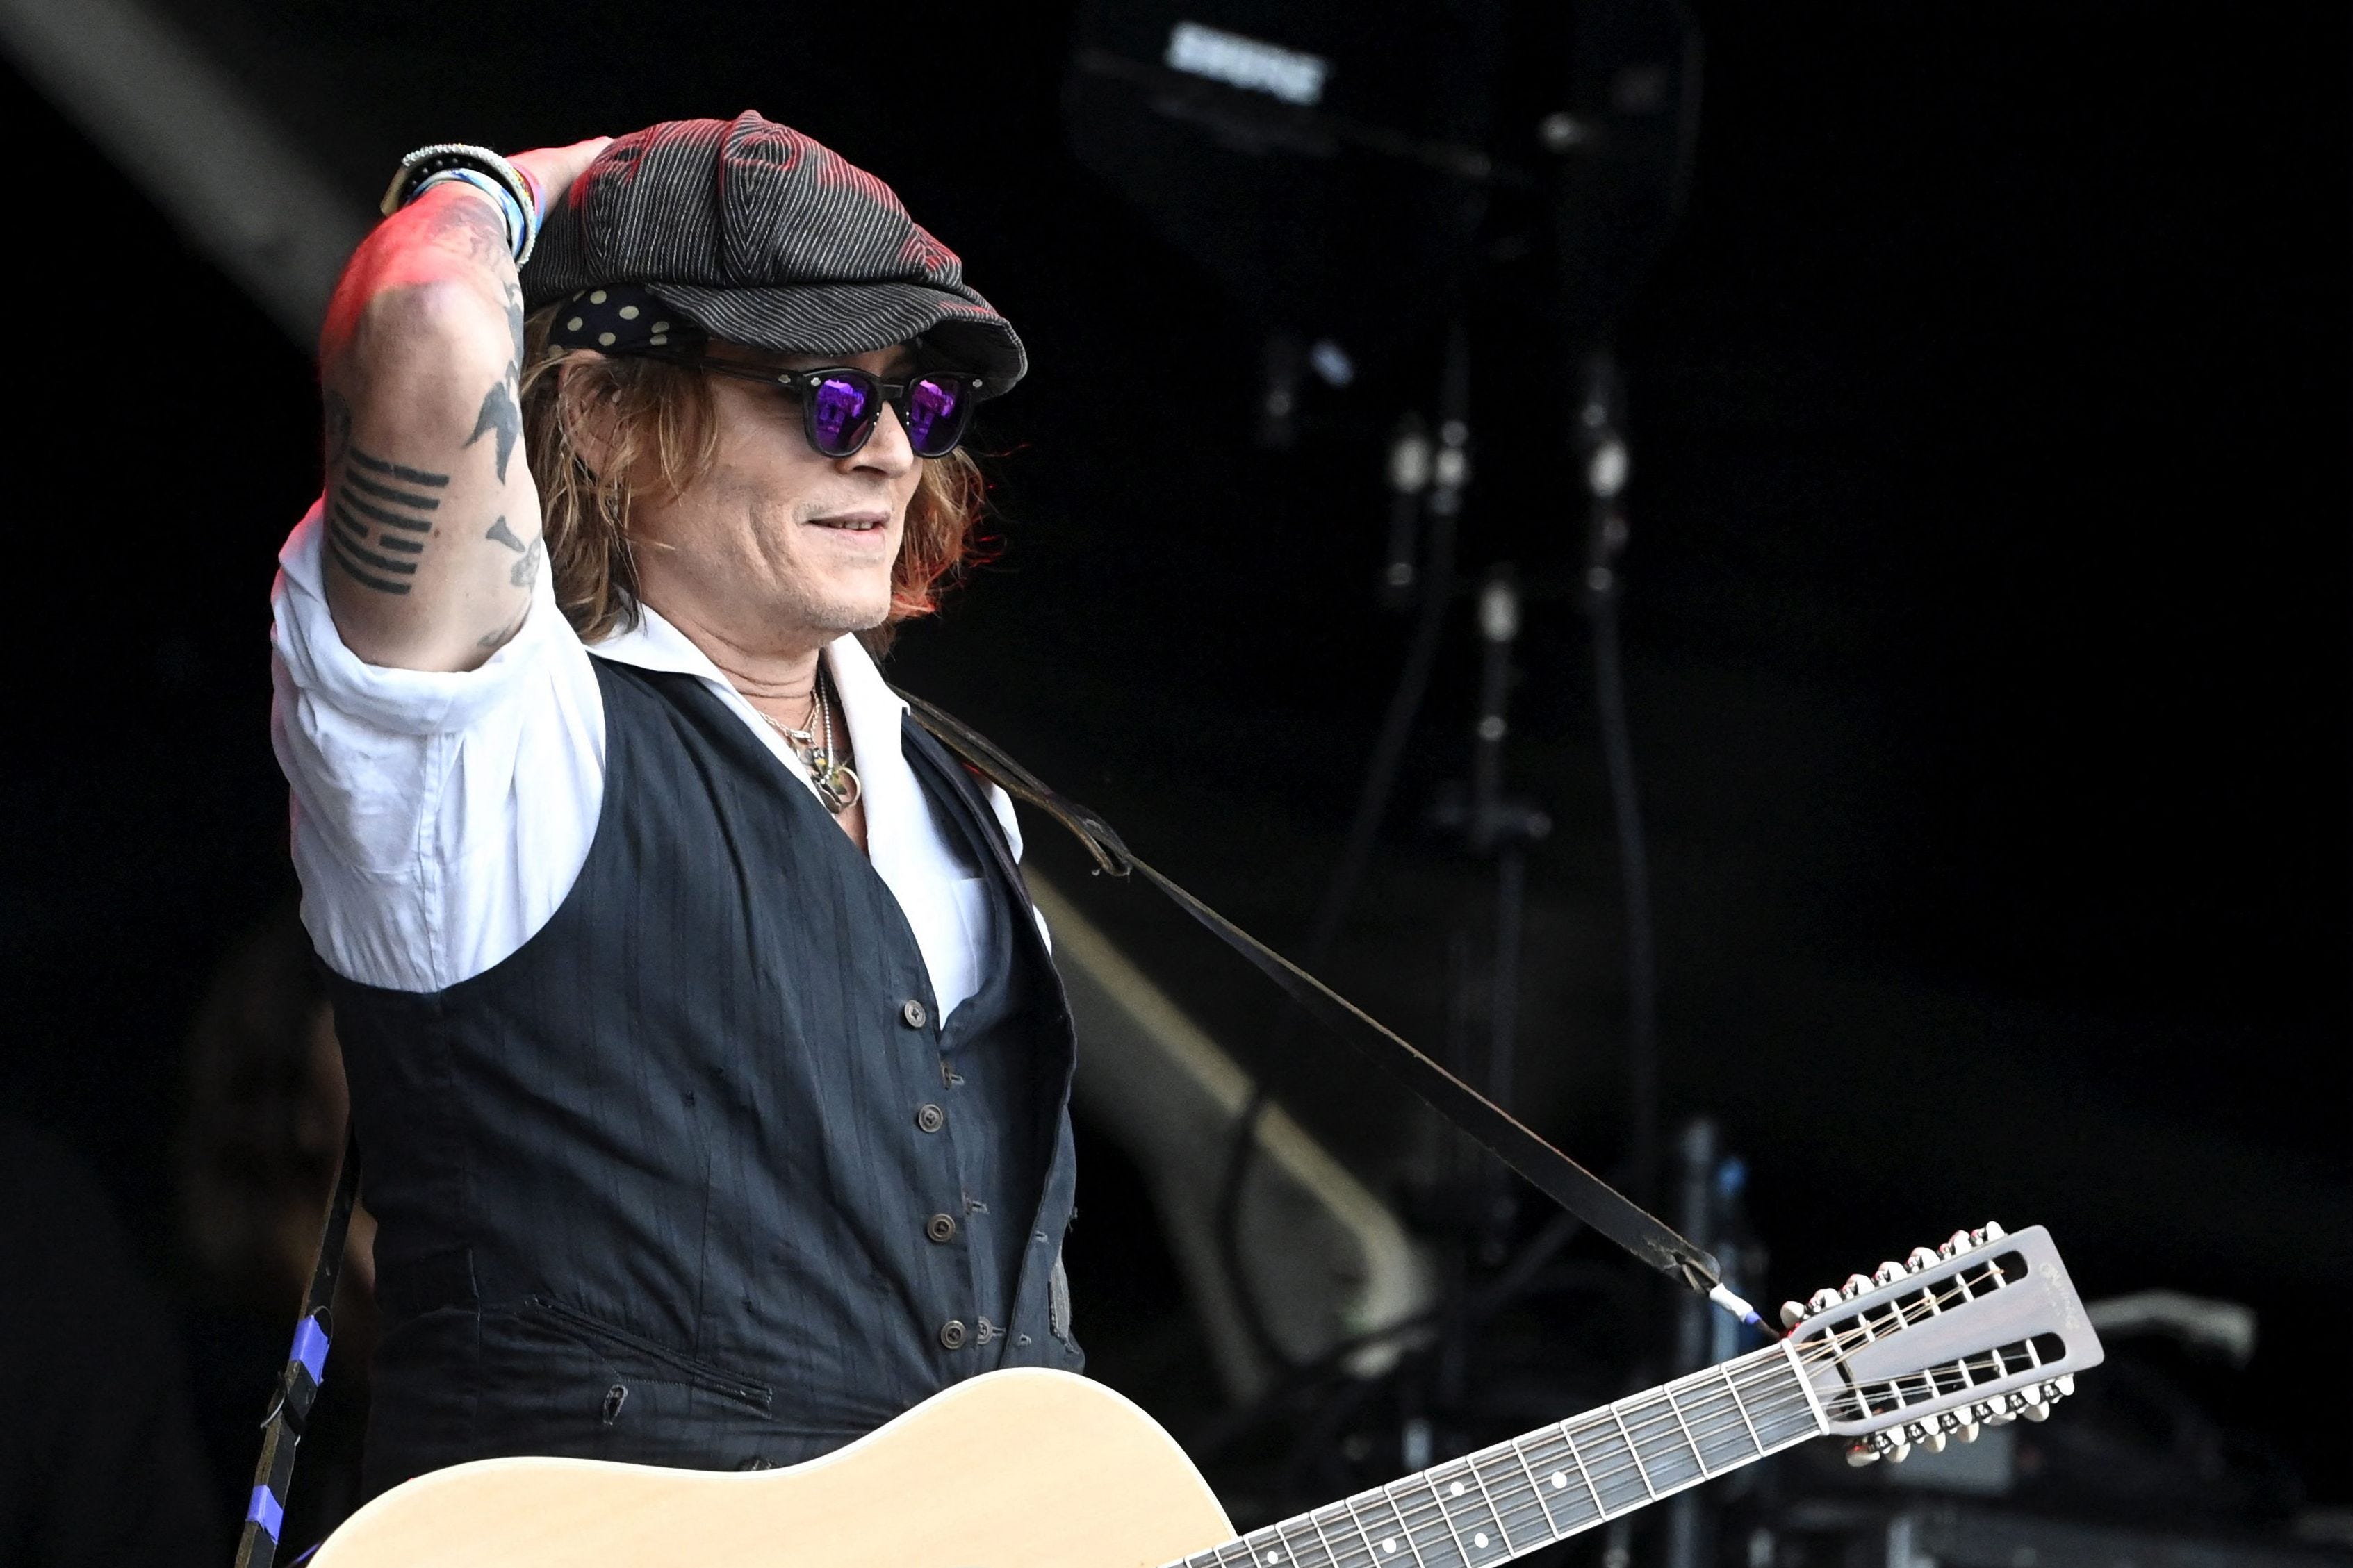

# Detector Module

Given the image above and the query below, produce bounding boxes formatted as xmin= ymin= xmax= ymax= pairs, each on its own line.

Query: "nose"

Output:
xmin=845 ymin=399 xmax=917 ymax=475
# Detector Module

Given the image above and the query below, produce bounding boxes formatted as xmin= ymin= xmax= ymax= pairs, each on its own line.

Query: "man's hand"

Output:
xmin=511 ymin=138 xmax=613 ymax=218
xmin=315 ymin=138 xmax=610 ymax=673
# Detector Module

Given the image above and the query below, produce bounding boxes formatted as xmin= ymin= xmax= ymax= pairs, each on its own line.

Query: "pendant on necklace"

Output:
xmin=810 ymin=755 xmax=862 ymax=814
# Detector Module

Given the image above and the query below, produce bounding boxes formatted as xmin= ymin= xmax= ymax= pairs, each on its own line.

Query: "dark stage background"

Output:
xmin=1 ymin=0 xmax=2345 ymax=1549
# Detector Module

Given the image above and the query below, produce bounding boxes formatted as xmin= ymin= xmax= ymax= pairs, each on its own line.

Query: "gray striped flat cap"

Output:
xmin=525 ymin=111 xmax=1024 ymax=393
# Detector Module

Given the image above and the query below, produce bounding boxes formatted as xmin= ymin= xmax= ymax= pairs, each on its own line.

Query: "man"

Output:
xmin=272 ymin=113 xmax=1081 ymax=1499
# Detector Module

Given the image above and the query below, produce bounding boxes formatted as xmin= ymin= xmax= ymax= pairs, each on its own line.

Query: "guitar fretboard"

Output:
xmin=1176 ymin=1344 xmax=1823 ymax=1568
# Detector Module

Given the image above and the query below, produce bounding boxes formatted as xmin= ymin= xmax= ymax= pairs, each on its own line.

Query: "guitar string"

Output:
xmin=1213 ymin=1335 xmax=1933 ymax=1568
xmin=1205 ymin=1359 xmax=1815 ymax=1568
xmin=1201 ymin=1266 xmax=2036 ymax=1568
xmin=1214 ymin=1313 xmax=2034 ymax=1568
xmin=1190 ymin=1264 xmax=2041 ymax=1568
xmin=1323 ymin=1275 xmax=2025 ymax=1549
xmin=1212 ymin=1338 xmax=2048 ymax=1568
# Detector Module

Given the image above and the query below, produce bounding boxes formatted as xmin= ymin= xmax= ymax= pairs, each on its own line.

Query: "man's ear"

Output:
xmin=555 ymin=357 xmax=623 ymax=481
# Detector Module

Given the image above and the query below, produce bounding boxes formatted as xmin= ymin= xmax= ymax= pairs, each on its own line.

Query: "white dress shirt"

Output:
xmin=269 ymin=501 xmax=1024 ymax=1013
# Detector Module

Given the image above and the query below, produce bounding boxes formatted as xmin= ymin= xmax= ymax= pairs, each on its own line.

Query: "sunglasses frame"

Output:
xmin=628 ymin=348 xmax=982 ymax=459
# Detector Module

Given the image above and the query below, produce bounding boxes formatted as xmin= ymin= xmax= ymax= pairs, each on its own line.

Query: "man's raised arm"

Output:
xmin=316 ymin=140 xmax=607 ymax=673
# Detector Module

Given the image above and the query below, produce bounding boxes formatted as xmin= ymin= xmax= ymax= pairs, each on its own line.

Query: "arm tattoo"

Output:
xmin=421 ymin=191 xmax=511 ymax=270
xmin=484 ymin=515 xmax=545 ymax=588
xmin=468 ymin=376 xmax=523 ymax=484
xmin=474 ymin=528 xmax=543 ymax=647
xmin=325 ymin=444 xmax=447 ymax=595
xmin=469 ymin=282 xmax=529 ymax=484
xmin=503 ymin=280 xmax=527 ymax=368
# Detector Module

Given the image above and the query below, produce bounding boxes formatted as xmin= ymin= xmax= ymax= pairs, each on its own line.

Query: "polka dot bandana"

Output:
xmin=546 ymin=285 xmax=705 ymax=355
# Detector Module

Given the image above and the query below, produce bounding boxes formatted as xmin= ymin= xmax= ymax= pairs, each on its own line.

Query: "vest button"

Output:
xmin=926 ymin=1212 xmax=958 ymax=1244
xmin=938 ymin=1319 xmax=968 ymax=1351
xmin=915 ymin=1103 xmax=946 ymax=1134
xmin=900 ymin=998 xmax=929 ymax=1030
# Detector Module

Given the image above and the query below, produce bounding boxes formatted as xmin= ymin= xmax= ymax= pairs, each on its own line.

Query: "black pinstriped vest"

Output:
xmin=328 ymin=656 xmax=1082 ymax=1497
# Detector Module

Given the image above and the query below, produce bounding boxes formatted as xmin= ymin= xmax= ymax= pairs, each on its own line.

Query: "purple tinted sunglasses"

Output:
xmin=640 ymin=352 xmax=982 ymax=459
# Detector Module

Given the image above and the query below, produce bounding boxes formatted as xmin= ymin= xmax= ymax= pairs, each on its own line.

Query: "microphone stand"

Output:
xmin=1573 ymin=348 xmax=1658 ymax=1210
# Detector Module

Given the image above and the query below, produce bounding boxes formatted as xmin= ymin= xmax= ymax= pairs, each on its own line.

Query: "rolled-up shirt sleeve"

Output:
xmin=270 ymin=502 xmax=605 ymax=992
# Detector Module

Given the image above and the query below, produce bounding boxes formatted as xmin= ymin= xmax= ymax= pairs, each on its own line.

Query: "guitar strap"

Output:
xmin=240 ymin=693 xmax=1755 ymax=1564
xmin=898 ymin=691 xmax=1759 ymax=1321
xmin=235 ymin=1124 xmax=361 ymax=1568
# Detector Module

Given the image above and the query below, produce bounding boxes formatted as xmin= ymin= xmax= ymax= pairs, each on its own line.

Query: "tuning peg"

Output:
xmin=1808 ymin=1287 xmax=1844 ymax=1314
xmin=1976 ymin=1221 xmax=2006 ymax=1243
xmin=1955 ymin=1417 xmax=1982 ymax=1444
xmin=1938 ymin=1230 xmax=1975 ymax=1258
xmin=2022 ymin=1400 xmax=2053 ymax=1422
xmin=1905 ymin=1247 xmax=1940 ymax=1272
xmin=1779 ymin=1300 xmax=1809 ymax=1328
xmin=1885 ymin=1439 xmax=1910 ymax=1464
xmin=1845 ymin=1441 xmax=1880 ymax=1467
xmin=1874 ymin=1261 xmax=1907 ymax=1287
xmin=2054 ymin=1374 xmax=2075 ymax=1397
xmin=1903 ymin=1420 xmax=1946 ymax=1453
xmin=1842 ymin=1273 xmax=1874 ymax=1298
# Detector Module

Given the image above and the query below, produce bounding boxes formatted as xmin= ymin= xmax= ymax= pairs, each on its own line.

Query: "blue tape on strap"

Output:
xmin=290 ymin=1315 xmax=329 ymax=1384
xmin=246 ymin=1485 xmax=284 ymax=1542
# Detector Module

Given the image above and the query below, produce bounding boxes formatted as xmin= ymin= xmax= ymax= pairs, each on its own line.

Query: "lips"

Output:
xmin=809 ymin=510 xmax=888 ymax=532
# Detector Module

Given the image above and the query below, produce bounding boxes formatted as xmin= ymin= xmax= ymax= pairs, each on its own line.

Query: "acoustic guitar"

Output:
xmin=312 ymin=1221 xmax=2099 ymax=1567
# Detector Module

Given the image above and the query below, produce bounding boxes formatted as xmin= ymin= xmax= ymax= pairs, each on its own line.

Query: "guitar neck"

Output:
xmin=1177 ymin=1341 xmax=1825 ymax=1568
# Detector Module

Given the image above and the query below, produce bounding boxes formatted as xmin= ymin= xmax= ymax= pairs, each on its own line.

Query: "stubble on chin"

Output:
xmin=782 ymin=584 xmax=892 ymax=638
xmin=760 ymin=544 xmax=899 ymax=641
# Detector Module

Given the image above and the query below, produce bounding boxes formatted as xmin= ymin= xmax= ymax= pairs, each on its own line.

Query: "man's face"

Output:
xmin=628 ymin=343 xmax=921 ymax=653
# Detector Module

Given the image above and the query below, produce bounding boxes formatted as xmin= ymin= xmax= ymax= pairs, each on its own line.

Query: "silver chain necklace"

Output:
xmin=756 ymin=665 xmax=862 ymax=814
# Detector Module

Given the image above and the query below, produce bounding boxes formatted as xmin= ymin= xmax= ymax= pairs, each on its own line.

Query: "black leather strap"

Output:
xmin=897 ymin=690 xmax=1730 ymax=1294
xmin=234 ymin=1127 xmax=360 ymax=1568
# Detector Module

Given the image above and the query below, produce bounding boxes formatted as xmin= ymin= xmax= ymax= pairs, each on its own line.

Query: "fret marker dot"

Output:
xmin=1450 ymin=1482 xmax=1465 ymax=1496
xmin=1551 ymin=1472 xmax=1566 ymax=1488
xmin=1382 ymin=1541 xmax=1397 ymax=1554
xmin=1474 ymin=1533 xmax=1489 ymax=1549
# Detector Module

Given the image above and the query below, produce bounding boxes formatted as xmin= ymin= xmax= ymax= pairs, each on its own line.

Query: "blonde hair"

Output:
xmin=518 ymin=304 xmax=990 ymax=650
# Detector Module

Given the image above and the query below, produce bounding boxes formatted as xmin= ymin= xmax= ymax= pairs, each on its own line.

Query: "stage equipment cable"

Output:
xmin=1213 ymin=336 xmax=1470 ymax=1377
xmin=1576 ymin=349 xmax=1659 ymax=1205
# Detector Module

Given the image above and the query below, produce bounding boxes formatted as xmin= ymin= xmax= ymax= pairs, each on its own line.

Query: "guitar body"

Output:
xmin=312 ymin=1369 xmax=1233 ymax=1568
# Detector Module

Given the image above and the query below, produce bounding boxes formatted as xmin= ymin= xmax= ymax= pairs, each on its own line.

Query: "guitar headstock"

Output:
xmin=1776 ymin=1222 xmax=2104 ymax=1465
